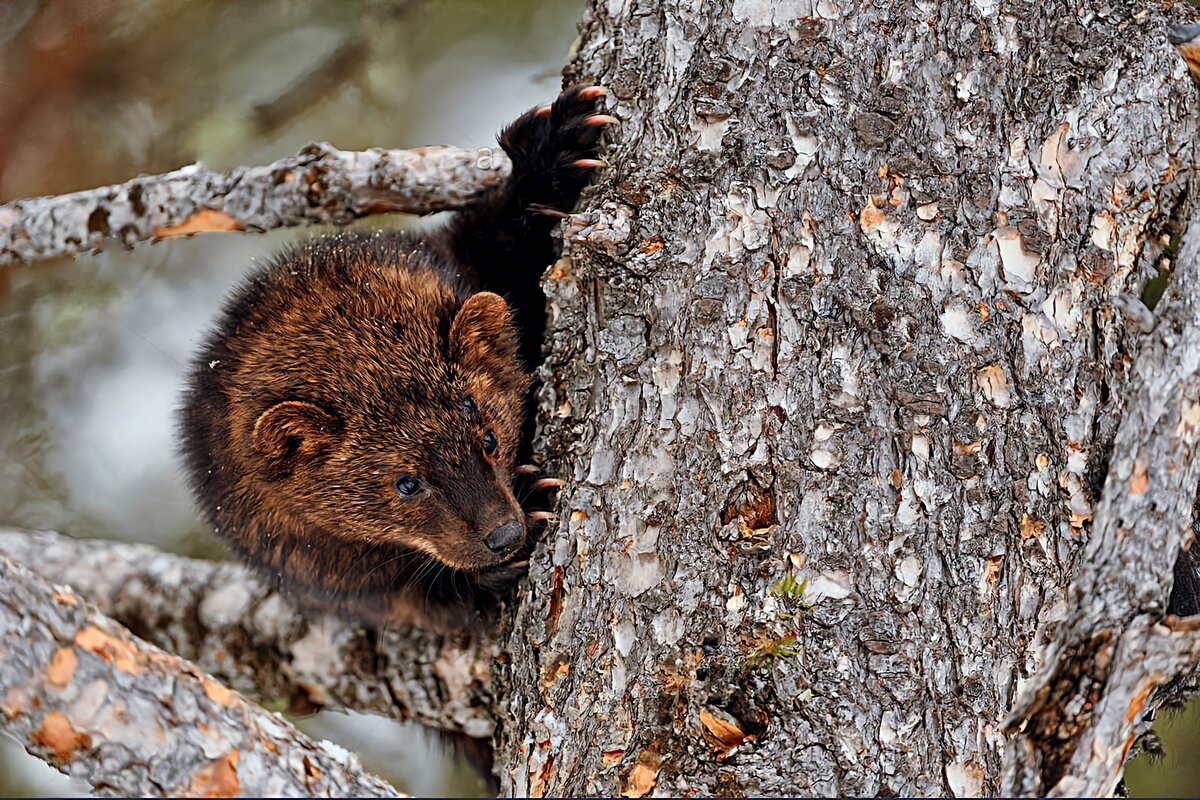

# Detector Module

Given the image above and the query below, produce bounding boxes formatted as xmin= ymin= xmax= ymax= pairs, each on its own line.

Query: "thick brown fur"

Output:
xmin=179 ymin=86 xmax=609 ymax=632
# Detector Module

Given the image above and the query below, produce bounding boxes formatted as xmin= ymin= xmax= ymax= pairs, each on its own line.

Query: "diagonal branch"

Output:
xmin=0 ymin=555 xmax=404 ymax=797
xmin=0 ymin=529 xmax=498 ymax=740
xmin=1003 ymin=204 xmax=1200 ymax=796
xmin=0 ymin=142 xmax=511 ymax=266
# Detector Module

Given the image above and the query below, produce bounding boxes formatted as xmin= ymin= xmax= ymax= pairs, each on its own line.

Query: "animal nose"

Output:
xmin=484 ymin=520 xmax=522 ymax=554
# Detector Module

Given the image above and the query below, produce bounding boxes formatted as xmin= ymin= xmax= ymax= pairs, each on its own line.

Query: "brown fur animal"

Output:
xmin=179 ymin=86 xmax=610 ymax=631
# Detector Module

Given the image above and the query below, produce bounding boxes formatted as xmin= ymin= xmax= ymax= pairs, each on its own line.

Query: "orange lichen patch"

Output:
xmin=721 ymin=490 xmax=777 ymax=540
xmin=301 ymin=754 xmax=321 ymax=785
xmin=541 ymin=656 xmax=570 ymax=691
xmin=75 ymin=626 xmax=141 ymax=675
xmin=202 ymin=678 xmax=235 ymax=708
xmin=888 ymin=469 xmax=902 ymax=490
xmin=545 ymin=566 xmax=566 ymax=636
xmin=185 ymin=749 xmax=240 ymax=798
xmin=32 ymin=711 xmax=91 ymax=762
xmin=639 ymin=238 xmax=664 ymax=254
xmin=1130 ymin=462 xmax=1149 ymax=495
xmin=1020 ymin=513 xmax=1045 ymax=540
xmin=602 ymin=749 xmax=626 ymax=766
xmin=51 ymin=591 xmax=79 ymax=606
xmin=620 ymin=748 xmax=660 ymax=798
xmin=1125 ymin=678 xmax=1157 ymax=723
xmin=1069 ymin=512 xmax=1093 ymax=533
xmin=155 ymin=209 xmax=244 ymax=238
xmin=978 ymin=303 xmax=990 ymax=322
xmin=529 ymin=751 xmax=556 ymax=798
xmin=953 ymin=440 xmax=982 ymax=456
xmin=659 ymin=649 xmax=703 ymax=695
xmin=47 ymin=647 xmax=78 ymax=688
xmin=859 ymin=199 xmax=887 ymax=233
xmin=699 ymin=708 xmax=746 ymax=759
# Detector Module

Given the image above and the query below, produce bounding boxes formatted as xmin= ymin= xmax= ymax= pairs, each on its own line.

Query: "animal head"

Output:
xmin=224 ymin=257 xmax=532 ymax=572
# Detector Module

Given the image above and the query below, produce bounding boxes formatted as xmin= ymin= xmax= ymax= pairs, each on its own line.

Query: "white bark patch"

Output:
xmin=1029 ymin=178 xmax=1060 ymax=233
xmin=725 ymin=583 xmax=746 ymax=614
xmin=954 ymin=69 xmax=977 ymax=101
xmin=911 ymin=435 xmax=931 ymax=461
xmin=710 ymin=182 xmax=778 ymax=257
xmin=939 ymin=304 xmax=975 ymax=343
xmin=946 ymin=760 xmax=985 ymax=797
xmin=652 ymin=609 xmax=684 ymax=645
xmin=198 ymin=580 xmax=253 ymax=629
xmin=731 ymin=0 xmax=809 ymax=24
xmin=289 ymin=620 xmax=347 ymax=704
xmin=785 ymin=115 xmax=819 ymax=180
xmin=783 ymin=240 xmax=812 ymax=279
xmin=805 ymin=571 xmax=851 ymax=601
xmin=1090 ymin=209 xmax=1116 ymax=249
xmin=916 ymin=202 xmax=940 ymax=221
xmin=1044 ymin=284 xmax=1082 ymax=336
xmin=615 ymin=538 xmax=663 ymax=597
xmin=815 ymin=0 xmax=841 ymax=18
xmin=895 ymin=485 xmax=920 ymax=528
xmin=692 ymin=117 xmax=731 ymax=152
xmin=613 ymin=617 xmax=636 ymax=657
xmin=990 ymin=226 xmax=1039 ymax=291
xmin=1176 ymin=399 xmax=1200 ymax=444
xmin=976 ymin=365 xmax=1015 ymax=409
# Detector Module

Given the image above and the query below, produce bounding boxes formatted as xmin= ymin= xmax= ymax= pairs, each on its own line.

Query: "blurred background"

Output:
xmin=0 ymin=0 xmax=583 ymax=794
xmin=0 ymin=0 xmax=1197 ymax=796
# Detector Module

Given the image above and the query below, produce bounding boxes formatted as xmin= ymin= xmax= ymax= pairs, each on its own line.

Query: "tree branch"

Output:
xmin=1003 ymin=204 xmax=1200 ymax=796
xmin=0 ymin=529 xmax=498 ymax=740
xmin=0 ymin=555 xmax=403 ymax=797
xmin=0 ymin=143 xmax=510 ymax=266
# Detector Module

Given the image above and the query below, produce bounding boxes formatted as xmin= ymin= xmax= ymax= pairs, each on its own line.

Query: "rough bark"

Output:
xmin=0 ymin=143 xmax=508 ymax=266
xmin=0 ymin=555 xmax=403 ymax=797
xmin=0 ymin=529 xmax=497 ymax=741
xmin=499 ymin=1 xmax=1200 ymax=797
xmin=3 ymin=1 xmax=1200 ymax=797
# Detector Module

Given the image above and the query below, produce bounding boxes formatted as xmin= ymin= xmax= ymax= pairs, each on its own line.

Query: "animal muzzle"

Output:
xmin=484 ymin=520 xmax=523 ymax=554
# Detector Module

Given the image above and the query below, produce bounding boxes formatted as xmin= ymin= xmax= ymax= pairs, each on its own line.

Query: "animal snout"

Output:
xmin=484 ymin=520 xmax=523 ymax=554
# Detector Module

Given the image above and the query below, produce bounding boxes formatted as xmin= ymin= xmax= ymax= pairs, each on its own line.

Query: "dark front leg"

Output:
xmin=439 ymin=85 xmax=613 ymax=370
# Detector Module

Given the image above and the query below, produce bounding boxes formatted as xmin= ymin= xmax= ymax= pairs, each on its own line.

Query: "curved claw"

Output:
xmin=528 ymin=511 xmax=558 ymax=522
xmin=531 ymin=477 xmax=564 ymax=491
xmin=586 ymin=114 xmax=619 ymax=126
xmin=577 ymin=86 xmax=609 ymax=100
xmin=516 ymin=464 xmax=541 ymax=475
xmin=572 ymin=158 xmax=608 ymax=169
xmin=535 ymin=104 xmax=553 ymax=117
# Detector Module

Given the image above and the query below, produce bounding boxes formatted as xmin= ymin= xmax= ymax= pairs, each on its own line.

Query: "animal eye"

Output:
xmin=463 ymin=397 xmax=477 ymax=414
xmin=482 ymin=430 xmax=498 ymax=456
xmin=393 ymin=476 xmax=422 ymax=498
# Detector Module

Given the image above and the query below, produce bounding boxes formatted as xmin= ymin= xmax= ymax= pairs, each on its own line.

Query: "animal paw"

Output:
xmin=499 ymin=85 xmax=615 ymax=215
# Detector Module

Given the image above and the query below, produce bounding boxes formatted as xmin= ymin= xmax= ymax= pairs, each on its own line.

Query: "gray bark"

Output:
xmin=4 ymin=0 xmax=1200 ymax=796
xmin=0 ymin=555 xmax=402 ymax=797
xmin=500 ymin=0 xmax=1200 ymax=796
xmin=0 ymin=143 xmax=508 ymax=266
xmin=0 ymin=529 xmax=497 ymax=741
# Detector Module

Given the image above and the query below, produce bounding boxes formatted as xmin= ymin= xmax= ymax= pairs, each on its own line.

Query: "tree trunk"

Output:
xmin=499 ymin=1 xmax=1200 ymax=796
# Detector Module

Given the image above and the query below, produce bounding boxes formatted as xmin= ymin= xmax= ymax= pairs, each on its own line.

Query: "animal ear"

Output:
xmin=450 ymin=292 xmax=522 ymax=377
xmin=252 ymin=400 xmax=342 ymax=473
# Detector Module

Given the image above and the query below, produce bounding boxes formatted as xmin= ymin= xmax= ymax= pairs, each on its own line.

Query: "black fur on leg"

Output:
xmin=435 ymin=85 xmax=612 ymax=374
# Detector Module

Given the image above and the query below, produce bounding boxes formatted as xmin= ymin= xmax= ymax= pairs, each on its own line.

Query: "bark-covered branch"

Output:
xmin=0 ymin=142 xmax=510 ymax=266
xmin=0 ymin=555 xmax=403 ymax=797
xmin=0 ymin=529 xmax=498 ymax=740
xmin=1003 ymin=205 xmax=1200 ymax=797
